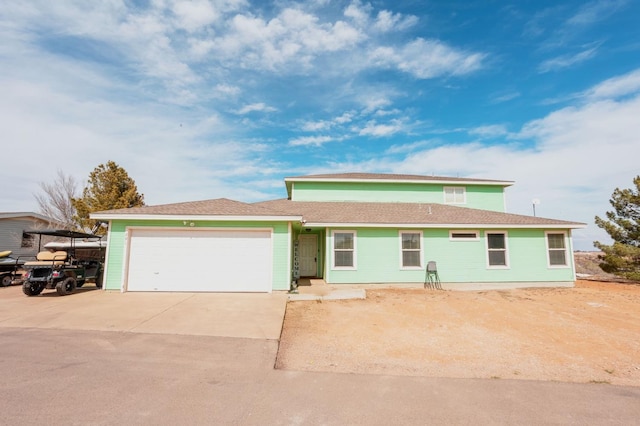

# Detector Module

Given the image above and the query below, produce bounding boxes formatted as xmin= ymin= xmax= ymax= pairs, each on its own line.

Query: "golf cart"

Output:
xmin=0 ymin=250 xmax=25 ymax=287
xmin=22 ymin=230 xmax=105 ymax=297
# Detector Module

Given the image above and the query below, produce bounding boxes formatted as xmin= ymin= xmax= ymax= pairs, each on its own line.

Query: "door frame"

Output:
xmin=298 ymin=233 xmax=318 ymax=277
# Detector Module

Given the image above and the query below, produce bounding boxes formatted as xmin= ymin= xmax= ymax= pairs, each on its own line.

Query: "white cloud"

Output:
xmin=358 ymin=119 xmax=403 ymax=137
xmin=171 ymin=0 xmax=220 ymax=32
xmin=468 ymin=125 xmax=510 ymax=138
xmin=584 ymin=68 xmax=640 ymax=100
xmin=215 ymin=7 xmax=364 ymax=71
xmin=566 ymin=0 xmax=628 ymax=26
xmin=214 ymin=83 xmax=241 ymax=97
xmin=490 ymin=91 xmax=521 ymax=103
xmin=335 ymin=112 xmax=355 ymax=123
xmin=343 ymin=1 xmax=372 ymax=28
xmin=301 ymin=120 xmax=331 ymax=131
xmin=289 ymin=135 xmax=335 ymax=146
xmin=300 ymin=111 xmax=355 ymax=132
xmin=235 ymin=102 xmax=277 ymax=114
xmin=538 ymin=47 xmax=598 ymax=73
xmin=358 ymin=93 xmax=393 ymax=112
xmin=369 ymin=38 xmax=485 ymax=79
xmin=344 ymin=0 xmax=417 ymax=33
xmin=373 ymin=10 xmax=418 ymax=32
xmin=385 ymin=139 xmax=438 ymax=155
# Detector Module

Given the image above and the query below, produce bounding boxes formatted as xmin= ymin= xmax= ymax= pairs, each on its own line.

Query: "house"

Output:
xmin=0 ymin=212 xmax=62 ymax=259
xmin=91 ymin=173 xmax=586 ymax=292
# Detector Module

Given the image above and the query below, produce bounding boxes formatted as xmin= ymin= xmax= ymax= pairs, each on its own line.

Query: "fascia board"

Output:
xmin=90 ymin=214 xmax=302 ymax=222
xmin=285 ymin=178 xmax=514 ymax=187
xmin=302 ymin=222 xmax=587 ymax=229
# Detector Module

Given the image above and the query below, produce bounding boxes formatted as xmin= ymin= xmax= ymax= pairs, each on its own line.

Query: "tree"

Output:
xmin=594 ymin=176 xmax=640 ymax=281
xmin=72 ymin=161 xmax=145 ymax=234
xmin=34 ymin=170 xmax=79 ymax=230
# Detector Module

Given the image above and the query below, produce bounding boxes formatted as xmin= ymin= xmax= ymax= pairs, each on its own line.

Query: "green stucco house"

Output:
xmin=91 ymin=173 xmax=585 ymax=292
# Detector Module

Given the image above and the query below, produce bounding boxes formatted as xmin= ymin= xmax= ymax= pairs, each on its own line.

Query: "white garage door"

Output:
xmin=126 ymin=228 xmax=272 ymax=292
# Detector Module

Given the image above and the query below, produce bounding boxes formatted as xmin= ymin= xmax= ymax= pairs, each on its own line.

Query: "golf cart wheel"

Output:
xmin=56 ymin=277 xmax=77 ymax=296
xmin=1 ymin=274 xmax=12 ymax=287
xmin=95 ymin=273 xmax=103 ymax=289
xmin=23 ymin=282 xmax=44 ymax=296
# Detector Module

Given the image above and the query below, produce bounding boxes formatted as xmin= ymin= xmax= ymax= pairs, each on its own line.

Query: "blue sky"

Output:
xmin=1 ymin=0 xmax=639 ymax=250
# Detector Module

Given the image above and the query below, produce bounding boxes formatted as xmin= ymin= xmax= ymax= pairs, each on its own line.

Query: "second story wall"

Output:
xmin=290 ymin=181 xmax=507 ymax=212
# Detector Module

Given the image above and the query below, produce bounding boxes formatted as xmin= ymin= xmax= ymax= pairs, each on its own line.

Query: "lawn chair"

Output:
xmin=424 ymin=261 xmax=441 ymax=290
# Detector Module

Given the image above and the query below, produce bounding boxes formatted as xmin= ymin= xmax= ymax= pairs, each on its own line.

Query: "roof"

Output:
xmin=90 ymin=198 xmax=301 ymax=221
xmin=255 ymin=199 xmax=586 ymax=229
xmin=284 ymin=173 xmax=514 ymax=198
xmin=24 ymin=230 xmax=101 ymax=239
xmin=0 ymin=212 xmax=61 ymax=223
xmin=89 ymin=197 xmax=585 ymax=229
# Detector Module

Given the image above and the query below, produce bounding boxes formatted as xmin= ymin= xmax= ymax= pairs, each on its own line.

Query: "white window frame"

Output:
xmin=444 ymin=186 xmax=466 ymax=204
xmin=545 ymin=231 xmax=569 ymax=268
xmin=331 ymin=230 xmax=357 ymax=270
xmin=486 ymin=231 xmax=509 ymax=269
xmin=449 ymin=230 xmax=479 ymax=241
xmin=399 ymin=230 xmax=423 ymax=270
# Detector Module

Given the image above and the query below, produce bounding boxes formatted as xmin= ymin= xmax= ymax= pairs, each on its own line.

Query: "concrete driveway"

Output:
xmin=0 ymin=284 xmax=287 ymax=339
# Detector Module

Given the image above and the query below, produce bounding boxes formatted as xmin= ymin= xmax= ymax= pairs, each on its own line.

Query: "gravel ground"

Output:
xmin=276 ymin=280 xmax=640 ymax=386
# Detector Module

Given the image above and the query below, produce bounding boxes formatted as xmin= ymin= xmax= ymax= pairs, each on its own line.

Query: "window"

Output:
xmin=444 ymin=186 xmax=466 ymax=204
xmin=486 ymin=232 xmax=508 ymax=267
xmin=546 ymin=232 xmax=568 ymax=267
xmin=21 ymin=232 xmax=34 ymax=248
xmin=450 ymin=231 xmax=479 ymax=241
xmin=333 ymin=231 xmax=356 ymax=269
xmin=400 ymin=231 xmax=422 ymax=268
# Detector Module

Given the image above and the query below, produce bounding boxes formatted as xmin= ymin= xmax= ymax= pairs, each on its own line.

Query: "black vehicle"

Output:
xmin=0 ymin=251 xmax=24 ymax=287
xmin=22 ymin=230 xmax=105 ymax=297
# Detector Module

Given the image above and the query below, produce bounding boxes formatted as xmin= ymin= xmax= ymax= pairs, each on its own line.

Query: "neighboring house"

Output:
xmin=91 ymin=173 xmax=586 ymax=293
xmin=0 ymin=212 xmax=62 ymax=258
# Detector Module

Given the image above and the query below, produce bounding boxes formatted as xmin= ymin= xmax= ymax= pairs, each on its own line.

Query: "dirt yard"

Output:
xmin=276 ymin=280 xmax=640 ymax=386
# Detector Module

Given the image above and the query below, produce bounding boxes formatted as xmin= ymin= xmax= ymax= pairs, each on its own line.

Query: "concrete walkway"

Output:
xmin=289 ymin=278 xmax=367 ymax=301
xmin=0 ymin=285 xmax=288 ymax=340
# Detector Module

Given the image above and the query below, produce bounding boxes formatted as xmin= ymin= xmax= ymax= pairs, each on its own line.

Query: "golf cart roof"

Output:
xmin=25 ymin=230 xmax=101 ymax=239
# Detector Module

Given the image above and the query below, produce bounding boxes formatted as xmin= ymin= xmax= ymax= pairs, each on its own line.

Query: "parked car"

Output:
xmin=22 ymin=230 xmax=105 ymax=297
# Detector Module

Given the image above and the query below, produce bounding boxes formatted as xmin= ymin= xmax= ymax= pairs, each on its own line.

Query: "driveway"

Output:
xmin=0 ymin=284 xmax=287 ymax=340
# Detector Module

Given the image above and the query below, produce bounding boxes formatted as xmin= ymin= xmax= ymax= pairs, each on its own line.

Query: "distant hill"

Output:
xmin=574 ymin=251 xmax=605 ymax=275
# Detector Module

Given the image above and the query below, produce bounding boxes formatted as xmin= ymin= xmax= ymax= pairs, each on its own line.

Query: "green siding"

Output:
xmin=324 ymin=227 xmax=575 ymax=285
xmin=104 ymin=220 xmax=291 ymax=291
xmin=292 ymin=181 xmax=505 ymax=211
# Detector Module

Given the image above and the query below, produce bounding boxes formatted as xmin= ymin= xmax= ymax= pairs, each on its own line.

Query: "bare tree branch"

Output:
xmin=34 ymin=170 xmax=79 ymax=230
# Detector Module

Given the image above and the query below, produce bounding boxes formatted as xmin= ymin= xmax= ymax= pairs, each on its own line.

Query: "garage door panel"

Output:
xmin=126 ymin=229 xmax=272 ymax=292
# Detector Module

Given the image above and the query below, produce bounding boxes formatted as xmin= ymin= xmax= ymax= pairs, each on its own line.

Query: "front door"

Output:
xmin=299 ymin=234 xmax=318 ymax=277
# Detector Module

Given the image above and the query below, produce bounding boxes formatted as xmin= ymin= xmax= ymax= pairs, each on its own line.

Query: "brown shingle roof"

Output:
xmin=254 ymin=199 xmax=585 ymax=228
xmin=92 ymin=197 xmax=585 ymax=228
xmin=92 ymin=198 xmax=296 ymax=218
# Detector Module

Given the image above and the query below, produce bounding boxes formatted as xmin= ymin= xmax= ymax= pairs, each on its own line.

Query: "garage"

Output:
xmin=126 ymin=228 xmax=273 ymax=292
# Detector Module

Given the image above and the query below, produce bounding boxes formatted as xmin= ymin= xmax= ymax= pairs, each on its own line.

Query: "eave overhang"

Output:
xmin=90 ymin=214 xmax=302 ymax=222
xmin=300 ymin=222 xmax=587 ymax=229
